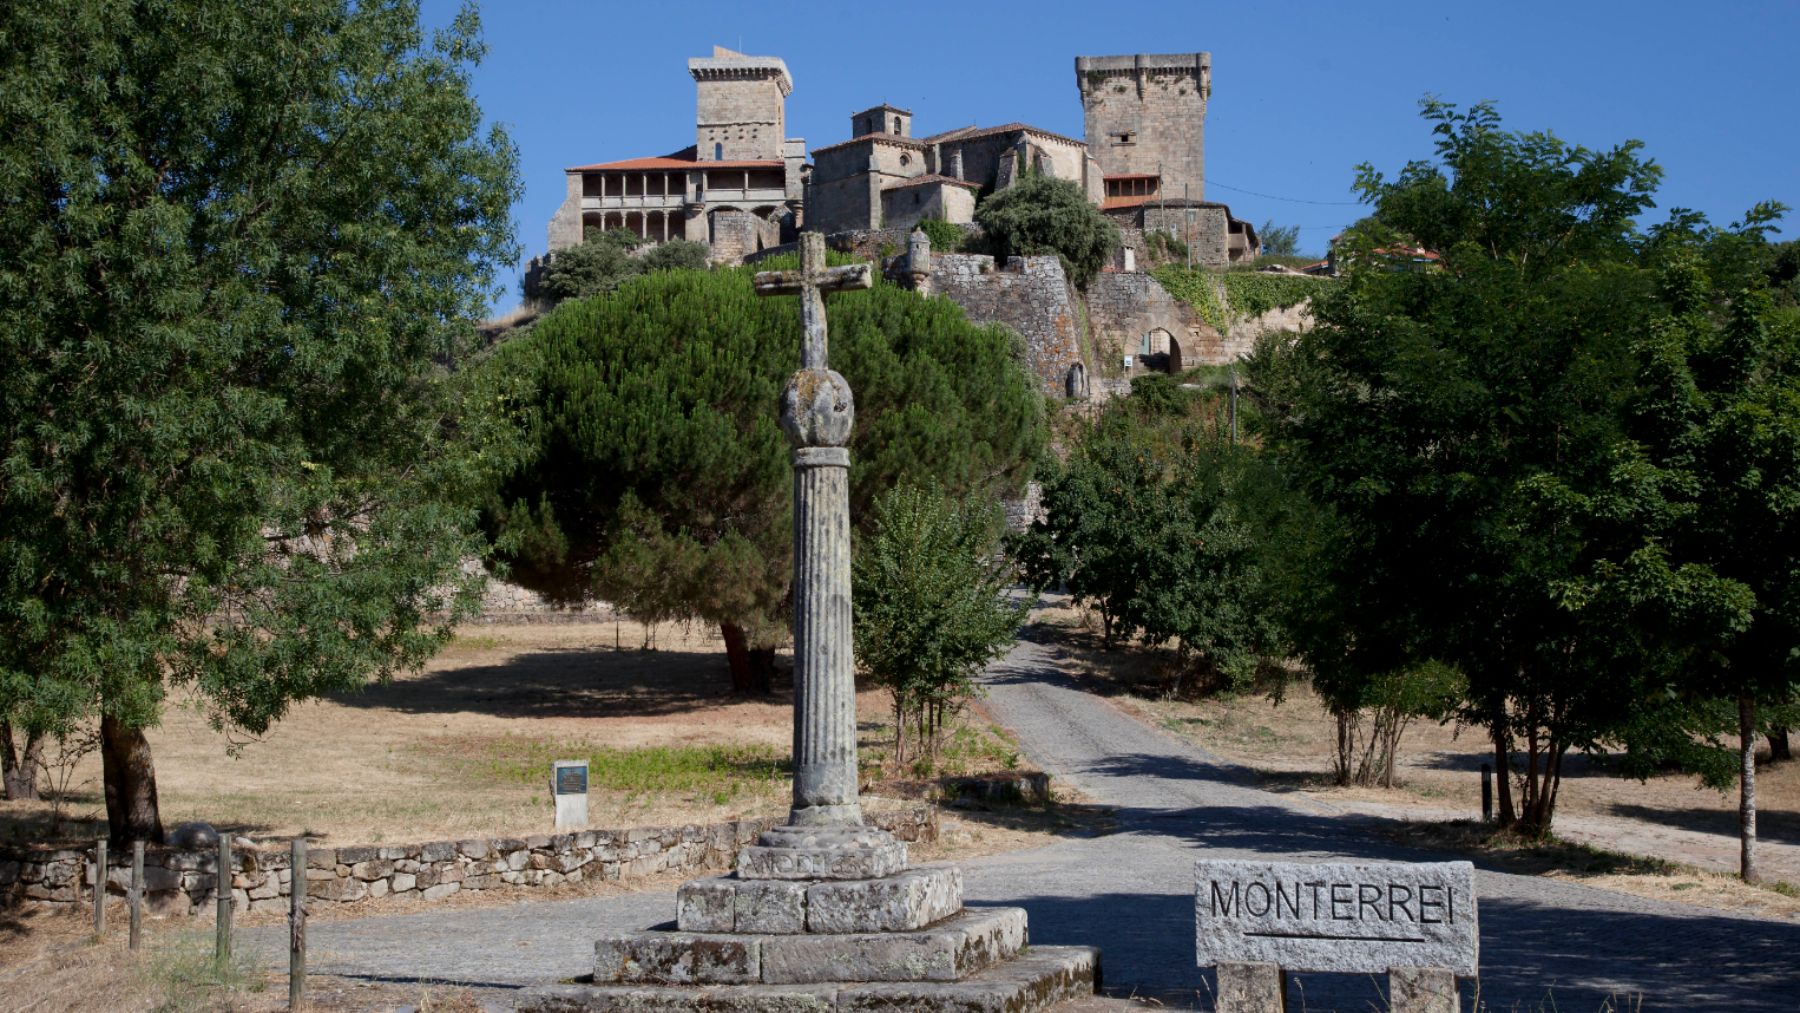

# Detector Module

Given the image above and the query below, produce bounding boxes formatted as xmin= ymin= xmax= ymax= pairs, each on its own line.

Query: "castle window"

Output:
xmin=1110 ymin=131 xmax=1136 ymax=146
xmin=892 ymin=118 xmax=900 ymax=133
xmin=899 ymin=154 xmax=911 ymax=167
xmin=714 ymin=142 xmax=723 ymax=160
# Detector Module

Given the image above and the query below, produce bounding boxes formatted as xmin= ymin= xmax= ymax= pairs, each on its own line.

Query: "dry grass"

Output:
xmin=1032 ymin=597 xmax=1800 ymax=917
xmin=2 ymin=619 xmax=1079 ymax=857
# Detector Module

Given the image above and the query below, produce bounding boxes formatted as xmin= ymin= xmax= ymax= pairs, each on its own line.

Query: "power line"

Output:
xmin=1206 ymin=180 xmax=1365 ymax=206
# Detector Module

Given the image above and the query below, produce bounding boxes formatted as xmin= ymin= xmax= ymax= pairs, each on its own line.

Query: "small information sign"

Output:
xmin=550 ymin=759 xmax=589 ymax=830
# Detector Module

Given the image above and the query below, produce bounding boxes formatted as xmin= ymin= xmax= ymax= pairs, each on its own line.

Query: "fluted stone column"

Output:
xmin=788 ymin=444 xmax=858 ymax=825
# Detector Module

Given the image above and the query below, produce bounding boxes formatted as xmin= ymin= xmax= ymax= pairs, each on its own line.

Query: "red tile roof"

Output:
xmin=1104 ymin=173 xmax=1161 ymax=182
xmin=567 ymin=149 xmax=783 ymax=172
xmin=883 ymin=173 xmax=981 ymax=191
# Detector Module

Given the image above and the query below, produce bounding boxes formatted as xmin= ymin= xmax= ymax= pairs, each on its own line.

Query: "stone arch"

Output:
xmin=1065 ymin=362 xmax=1088 ymax=400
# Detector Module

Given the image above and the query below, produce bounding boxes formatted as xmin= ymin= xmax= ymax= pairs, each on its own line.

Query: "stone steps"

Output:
xmin=518 ymin=944 xmax=1100 ymax=1013
xmin=679 ymin=865 xmax=964 ymax=934
xmin=596 ymin=905 xmax=1028 ymax=986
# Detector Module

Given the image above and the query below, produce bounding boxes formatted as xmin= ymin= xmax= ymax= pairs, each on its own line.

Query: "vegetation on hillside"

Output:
xmin=530 ymin=229 xmax=712 ymax=306
xmin=975 ymin=174 xmax=1120 ymax=286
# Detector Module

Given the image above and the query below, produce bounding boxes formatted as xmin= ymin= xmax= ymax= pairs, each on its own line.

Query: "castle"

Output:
xmin=545 ymin=47 xmax=1257 ymax=266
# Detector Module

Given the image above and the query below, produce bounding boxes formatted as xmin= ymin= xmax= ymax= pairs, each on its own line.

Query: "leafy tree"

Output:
xmin=1253 ymin=100 xmax=1750 ymax=837
xmin=974 ymin=175 xmax=1119 ymax=286
xmin=0 ymin=1 xmax=519 ymax=842
xmin=483 ymin=260 xmax=1044 ymax=693
xmin=1622 ymin=208 xmax=1800 ymax=881
xmin=638 ymin=238 xmax=711 ymax=274
xmin=1014 ymin=375 xmax=1292 ymax=692
xmin=853 ymin=485 xmax=1021 ymax=765
xmin=1258 ymin=219 xmax=1302 ymax=257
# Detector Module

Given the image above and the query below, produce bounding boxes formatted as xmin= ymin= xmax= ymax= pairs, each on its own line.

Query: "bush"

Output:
xmin=532 ymin=231 xmax=711 ymax=306
xmin=974 ymin=174 xmax=1119 ymax=286
xmin=914 ymin=217 xmax=965 ymax=254
xmin=854 ymin=485 xmax=1022 ymax=765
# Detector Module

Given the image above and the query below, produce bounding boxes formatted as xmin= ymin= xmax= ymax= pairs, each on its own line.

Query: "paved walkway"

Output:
xmin=249 ymin=608 xmax=1800 ymax=1010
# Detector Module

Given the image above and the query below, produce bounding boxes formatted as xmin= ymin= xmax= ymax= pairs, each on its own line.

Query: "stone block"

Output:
xmin=837 ymin=945 xmax=1099 ymax=1012
xmin=736 ymin=840 xmax=906 ymax=881
xmin=1216 ymin=962 xmax=1285 ymax=1013
xmin=595 ymin=934 xmax=760 ymax=985
xmin=759 ymin=906 xmax=1026 ymax=985
xmin=1195 ymin=859 xmax=1478 ymax=977
xmin=678 ymin=879 xmax=736 ymax=933
xmin=367 ymin=878 xmax=390 ymax=900
xmin=336 ymin=846 xmax=379 ymax=865
xmin=248 ymin=877 xmax=280 ymax=900
xmin=350 ymin=859 xmax=394 ymax=881
xmin=517 ymin=983 xmax=836 ymax=1012
xmin=1391 ymin=967 xmax=1460 ymax=1013
xmin=421 ymin=882 xmax=460 ymax=901
xmin=465 ymin=873 xmax=502 ymax=890
xmin=391 ymin=872 xmax=417 ymax=893
xmin=459 ymin=839 xmax=490 ymax=860
xmin=420 ymin=841 xmax=459 ymax=863
xmin=806 ymin=865 xmax=962 ymax=933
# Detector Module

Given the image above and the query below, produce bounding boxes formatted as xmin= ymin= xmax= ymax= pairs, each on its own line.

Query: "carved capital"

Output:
xmin=780 ymin=367 xmax=854 ymax=447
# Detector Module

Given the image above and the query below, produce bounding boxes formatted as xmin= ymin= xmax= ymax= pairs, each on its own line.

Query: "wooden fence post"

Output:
xmin=215 ymin=834 xmax=232 ymax=963
xmin=289 ymin=837 xmax=306 ymax=1009
xmin=129 ymin=840 xmax=144 ymax=951
xmin=91 ymin=836 xmax=107 ymax=937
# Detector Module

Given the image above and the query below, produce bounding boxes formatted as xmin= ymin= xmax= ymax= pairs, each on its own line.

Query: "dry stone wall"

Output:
xmin=1085 ymin=271 xmax=1231 ymax=369
xmin=0 ymin=807 xmax=935 ymax=916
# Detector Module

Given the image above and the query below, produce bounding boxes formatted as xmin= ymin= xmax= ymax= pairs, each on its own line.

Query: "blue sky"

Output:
xmin=421 ymin=1 xmax=1800 ymax=315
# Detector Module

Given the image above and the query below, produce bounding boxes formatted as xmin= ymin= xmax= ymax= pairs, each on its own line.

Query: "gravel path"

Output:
xmin=247 ymin=606 xmax=1800 ymax=1010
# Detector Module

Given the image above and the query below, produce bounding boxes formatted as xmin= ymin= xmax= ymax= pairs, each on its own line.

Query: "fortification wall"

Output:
xmin=1086 ymin=271 xmax=1232 ymax=369
xmin=932 ymin=254 xmax=1084 ymax=398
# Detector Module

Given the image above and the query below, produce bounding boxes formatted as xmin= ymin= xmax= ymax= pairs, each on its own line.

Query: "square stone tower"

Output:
xmin=690 ymin=45 xmax=793 ymax=162
xmin=1076 ymin=52 xmax=1210 ymax=200
xmin=850 ymin=103 xmax=912 ymax=139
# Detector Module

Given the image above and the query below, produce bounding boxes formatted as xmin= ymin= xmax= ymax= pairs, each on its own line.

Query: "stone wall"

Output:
xmin=932 ymin=254 xmax=1085 ymax=398
xmin=1 ymin=807 xmax=936 ymax=916
xmin=1085 ymin=270 xmax=1233 ymax=371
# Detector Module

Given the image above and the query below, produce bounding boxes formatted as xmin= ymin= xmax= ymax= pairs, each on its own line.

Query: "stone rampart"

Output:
xmin=932 ymin=254 xmax=1084 ymax=398
xmin=0 ymin=807 xmax=936 ymax=916
xmin=1085 ymin=271 xmax=1230 ymax=370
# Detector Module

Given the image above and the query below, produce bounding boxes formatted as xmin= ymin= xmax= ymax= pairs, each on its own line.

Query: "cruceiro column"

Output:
xmin=742 ymin=232 xmax=905 ymax=878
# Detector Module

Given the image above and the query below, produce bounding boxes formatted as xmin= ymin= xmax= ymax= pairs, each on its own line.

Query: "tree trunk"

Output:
xmin=1768 ymin=726 xmax=1792 ymax=763
xmin=720 ymin=622 xmax=774 ymax=695
xmin=1741 ymin=694 xmax=1760 ymax=884
xmin=100 ymin=714 xmax=164 ymax=847
xmin=1 ymin=721 xmax=43 ymax=801
xmin=1491 ymin=724 xmax=1516 ymax=828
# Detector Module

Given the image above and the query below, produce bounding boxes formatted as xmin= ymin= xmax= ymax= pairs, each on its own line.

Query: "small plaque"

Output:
xmin=554 ymin=762 xmax=588 ymax=796
xmin=1196 ymin=859 xmax=1477 ymax=976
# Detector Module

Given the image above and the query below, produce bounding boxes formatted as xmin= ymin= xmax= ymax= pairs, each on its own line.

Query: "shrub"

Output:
xmin=974 ymin=174 xmax=1119 ymax=286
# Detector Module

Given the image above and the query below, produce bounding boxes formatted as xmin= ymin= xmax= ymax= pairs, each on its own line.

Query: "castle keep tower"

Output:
xmin=690 ymin=45 xmax=791 ymax=162
xmin=1075 ymin=52 xmax=1210 ymax=202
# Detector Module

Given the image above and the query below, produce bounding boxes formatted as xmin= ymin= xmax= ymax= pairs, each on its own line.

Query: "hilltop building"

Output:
xmin=543 ymin=47 xmax=1254 ymax=266
xmin=545 ymin=47 xmax=806 ymax=261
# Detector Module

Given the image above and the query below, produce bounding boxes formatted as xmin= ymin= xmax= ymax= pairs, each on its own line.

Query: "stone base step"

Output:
xmin=679 ymin=865 xmax=964 ymax=934
xmin=520 ymin=944 xmax=1099 ymax=1013
xmin=596 ymin=906 xmax=1026 ymax=986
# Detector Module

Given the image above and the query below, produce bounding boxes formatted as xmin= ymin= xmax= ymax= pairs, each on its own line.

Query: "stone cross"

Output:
xmin=751 ymin=233 xmax=891 ymax=861
xmin=752 ymin=232 xmax=873 ymax=370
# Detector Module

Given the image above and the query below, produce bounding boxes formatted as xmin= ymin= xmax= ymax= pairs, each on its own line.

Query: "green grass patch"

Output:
xmin=470 ymin=737 xmax=790 ymax=798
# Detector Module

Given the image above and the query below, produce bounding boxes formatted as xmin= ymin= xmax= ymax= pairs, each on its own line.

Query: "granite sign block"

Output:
xmin=1195 ymin=859 xmax=1477 ymax=976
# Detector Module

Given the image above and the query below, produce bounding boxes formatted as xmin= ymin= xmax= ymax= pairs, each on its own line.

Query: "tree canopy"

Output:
xmin=482 ymin=258 xmax=1044 ymax=691
xmin=0 ymin=0 xmax=519 ymax=842
xmin=974 ymin=174 xmax=1119 ymax=286
xmin=1253 ymin=100 xmax=1791 ymax=842
xmin=529 ymin=229 xmax=712 ymax=306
